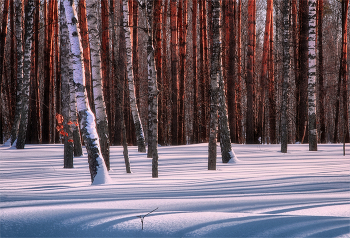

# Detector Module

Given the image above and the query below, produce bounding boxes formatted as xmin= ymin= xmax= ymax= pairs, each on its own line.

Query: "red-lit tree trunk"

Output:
xmin=258 ymin=0 xmax=273 ymax=144
xmin=79 ymin=0 xmax=94 ymax=114
xmin=246 ymin=0 xmax=255 ymax=144
xmin=178 ymin=0 xmax=187 ymax=145
xmin=101 ymin=0 xmax=111 ymax=139
xmin=170 ymin=0 xmax=178 ymax=145
xmin=236 ymin=0 xmax=242 ymax=143
xmin=192 ymin=0 xmax=198 ymax=143
xmin=42 ymin=0 xmax=54 ymax=144
xmin=0 ymin=0 xmax=10 ymax=144
xmin=268 ymin=10 xmax=276 ymax=144
xmin=226 ymin=0 xmax=236 ymax=143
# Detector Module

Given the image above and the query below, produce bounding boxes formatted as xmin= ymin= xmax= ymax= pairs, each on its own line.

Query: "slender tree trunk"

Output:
xmin=281 ymin=0 xmax=290 ymax=153
xmin=192 ymin=0 xmax=198 ymax=143
xmin=60 ymin=1 xmax=74 ymax=168
xmin=259 ymin=0 xmax=273 ymax=144
xmin=269 ymin=11 xmax=276 ymax=144
xmin=236 ymin=0 xmax=242 ymax=144
xmin=208 ymin=0 xmax=220 ymax=170
xmin=85 ymin=1 xmax=111 ymax=170
xmin=246 ymin=0 xmax=255 ymax=144
xmin=178 ymin=0 xmax=186 ymax=145
xmin=218 ymin=71 xmax=236 ymax=163
xmin=297 ymin=0 xmax=309 ymax=143
xmin=317 ymin=0 xmax=325 ymax=143
xmin=10 ymin=0 xmax=23 ymax=146
xmin=146 ymin=0 xmax=159 ymax=177
xmin=170 ymin=0 xmax=178 ymax=145
xmin=101 ymin=0 xmax=111 ymax=144
xmin=63 ymin=0 xmax=111 ymax=184
xmin=122 ymin=0 xmax=146 ymax=152
xmin=162 ymin=0 xmax=169 ymax=145
xmin=79 ymin=0 xmax=94 ymax=114
xmin=226 ymin=0 xmax=236 ymax=143
xmin=16 ymin=0 xmax=35 ymax=149
xmin=308 ymin=0 xmax=317 ymax=151
xmin=0 ymin=0 xmax=9 ymax=143
xmin=154 ymin=0 xmax=163 ymax=146
xmin=9 ymin=0 xmax=16 ymax=131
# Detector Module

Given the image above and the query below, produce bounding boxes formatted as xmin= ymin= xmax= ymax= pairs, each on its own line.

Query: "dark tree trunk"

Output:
xmin=0 ymin=0 xmax=10 ymax=144
xmin=297 ymin=0 xmax=309 ymax=143
xmin=170 ymin=0 xmax=178 ymax=145
xmin=16 ymin=0 xmax=35 ymax=149
xmin=317 ymin=0 xmax=326 ymax=143
xmin=246 ymin=0 xmax=255 ymax=144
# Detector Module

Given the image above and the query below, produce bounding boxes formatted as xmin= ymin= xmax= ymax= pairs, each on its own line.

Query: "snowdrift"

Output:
xmin=1 ymin=143 xmax=349 ymax=237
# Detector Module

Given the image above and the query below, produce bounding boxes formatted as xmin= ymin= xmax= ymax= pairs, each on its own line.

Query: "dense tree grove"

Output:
xmin=0 ymin=0 xmax=349 ymax=158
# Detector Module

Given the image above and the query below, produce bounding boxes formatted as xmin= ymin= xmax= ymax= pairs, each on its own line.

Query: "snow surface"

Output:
xmin=1 ymin=143 xmax=349 ymax=237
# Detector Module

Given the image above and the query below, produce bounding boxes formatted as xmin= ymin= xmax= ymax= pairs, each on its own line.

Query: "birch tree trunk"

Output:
xmin=85 ymin=1 xmax=111 ymax=170
xmin=218 ymin=73 xmax=237 ymax=163
xmin=281 ymin=0 xmax=290 ymax=153
xmin=308 ymin=0 xmax=317 ymax=151
xmin=60 ymin=1 xmax=74 ymax=168
xmin=63 ymin=0 xmax=111 ymax=185
xmin=208 ymin=0 xmax=220 ymax=170
xmin=297 ymin=0 xmax=309 ymax=143
xmin=112 ymin=0 xmax=130 ymax=173
xmin=70 ymin=78 xmax=83 ymax=157
xmin=146 ymin=0 xmax=159 ymax=177
xmin=122 ymin=0 xmax=146 ymax=152
xmin=10 ymin=0 xmax=24 ymax=146
xmin=16 ymin=0 xmax=35 ymax=149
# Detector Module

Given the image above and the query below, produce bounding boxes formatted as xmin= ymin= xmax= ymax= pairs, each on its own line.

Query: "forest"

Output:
xmin=0 ymin=0 xmax=349 ymax=181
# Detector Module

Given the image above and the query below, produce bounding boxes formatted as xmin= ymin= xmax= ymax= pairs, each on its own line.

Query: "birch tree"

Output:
xmin=16 ymin=0 xmax=35 ymax=149
xmin=308 ymin=0 xmax=317 ymax=151
xmin=10 ymin=0 xmax=23 ymax=146
xmin=62 ymin=0 xmax=111 ymax=184
xmin=122 ymin=0 xmax=146 ymax=152
xmin=145 ymin=0 xmax=159 ymax=177
xmin=60 ymin=1 xmax=74 ymax=168
xmin=281 ymin=0 xmax=290 ymax=153
xmin=85 ymin=1 xmax=111 ymax=169
xmin=208 ymin=0 xmax=220 ymax=170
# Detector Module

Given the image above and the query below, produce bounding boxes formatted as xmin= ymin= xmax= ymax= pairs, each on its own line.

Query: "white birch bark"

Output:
xmin=218 ymin=73 xmax=237 ymax=163
xmin=122 ymin=0 xmax=146 ymax=152
xmin=308 ymin=0 xmax=317 ymax=151
xmin=60 ymin=1 xmax=74 ymax=167
xmin=85 ymin=1 xmax=110 ymax=170
xmin=281 ymin=0 xmax=290 ymax=153
xmin=208 ymin=0 xmax=220 ymax=170
xmin=16 ymin=0 xmax=35 ymax=149
xmin=146 ymin=0 xmax=159 ymax=177
xmin=63 ymin=0 xmax=111 ymax=185
xmin=10 ymin=0 xmax=23 ymax=146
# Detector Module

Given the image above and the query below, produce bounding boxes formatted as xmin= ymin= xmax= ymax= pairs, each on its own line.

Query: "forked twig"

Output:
xmin=137 ymin=207 xmax=159 ymax=230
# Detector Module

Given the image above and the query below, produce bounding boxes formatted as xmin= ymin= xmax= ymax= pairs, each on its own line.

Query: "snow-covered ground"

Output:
xmin=1 ymin=143 xmax=349 ymax=237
